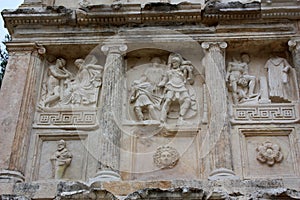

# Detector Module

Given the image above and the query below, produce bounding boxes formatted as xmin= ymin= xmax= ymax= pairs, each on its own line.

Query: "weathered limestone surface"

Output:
xmin=1 ymin=0 xmax=300 ymax=199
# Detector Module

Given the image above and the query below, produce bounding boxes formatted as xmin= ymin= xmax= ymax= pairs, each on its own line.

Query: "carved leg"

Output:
xmin=232 ymin=92 xmax=239 ymax=105
xmin=148 ymin=105 xmax=157 ymax=120
xmin=160 ymin=99 xmax=171 ymax=123
xmin=44 ymin=86 xmax=60 ymax=107
xmin=44 ymin=94 xmax=60 ymax=107
xmin=247 ymin=76 xmax=256 ymax=96
xmin=179 ymin=97 xmax=191 ymax=119
xmin=134 ymin=106 xmax=144 ymax=121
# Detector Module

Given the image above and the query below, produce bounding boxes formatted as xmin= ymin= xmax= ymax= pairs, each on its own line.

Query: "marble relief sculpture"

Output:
xmin=264 ymin=56 xmax=298 ymax=102
xmin=256 ymin=141 xmax=283 ymax=166
xmin=129 ymin=53 xmax=197 ymax=125
xmin=50 ymin=140 xmax=73 ymax=179
xmin=153 ymin=146 xmax=179 ymax=169
xmin=39 ymin=56 xmax=103 ymax=108
xmin=41 ymin=58 xmax=72 ymax=108
xmin=130 ymin=78 xmax=161 ymax=121
xmin=226 ymin=53 xmax=257 ymax=104
xmin=158 ymin=53 xmax=195 ymax=123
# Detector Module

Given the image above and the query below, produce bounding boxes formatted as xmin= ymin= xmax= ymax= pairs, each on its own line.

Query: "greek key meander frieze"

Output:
xmin=232 ymin=104 xmax=299 ymax=124
xmin=34 ymin=110 xmax=98 ymax=129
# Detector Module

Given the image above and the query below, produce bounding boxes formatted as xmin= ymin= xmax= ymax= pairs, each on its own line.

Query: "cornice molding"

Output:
xmin=2 ymin=1 xmax=300 ymax=34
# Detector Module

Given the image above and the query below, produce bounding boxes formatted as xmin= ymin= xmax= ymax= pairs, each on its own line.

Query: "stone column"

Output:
xmin=91 ymin=43 xmax=127 ymax=182
xmin=288 ymin=39 xmax=300 ymax=90
xmin=201 ymin=42 xmax=237 ymax=180
xmin=0 ymin=43 xmax=44 ymax=182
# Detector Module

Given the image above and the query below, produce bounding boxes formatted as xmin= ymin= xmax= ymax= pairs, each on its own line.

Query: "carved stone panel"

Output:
xmin=226 ymin=48 xmax=300 ymax=125
xmin=120 ymin=127 xmax=199 ymax=180
xmin=123 ymin=50 xmax=205 ymax=131
xmin=239 ymin=128 xmax=299 ymax=179
xmin=31 ymin=134 xmax=88 ymax=181
xmin=38 ymin=56 xmax=103 ymax=109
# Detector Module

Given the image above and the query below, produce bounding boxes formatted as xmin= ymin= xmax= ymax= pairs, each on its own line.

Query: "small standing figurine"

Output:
xmin=50 ymin=140 xmax=73 ymax=179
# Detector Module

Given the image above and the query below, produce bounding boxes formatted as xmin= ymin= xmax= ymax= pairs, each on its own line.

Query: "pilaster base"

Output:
xmin=0 ymin=170 xmax=25 ymax=183
xmin=89 ymin=170 xmax=121 ymax=184
xmin=208 ymin=168 xmax=239 ymax=181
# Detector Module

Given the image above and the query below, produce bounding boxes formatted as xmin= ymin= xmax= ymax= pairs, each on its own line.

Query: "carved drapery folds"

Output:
xmin=92 ymin=43 xmax=127 ymax=181
xmin=264 ymin=56 xmax=298 ymax=103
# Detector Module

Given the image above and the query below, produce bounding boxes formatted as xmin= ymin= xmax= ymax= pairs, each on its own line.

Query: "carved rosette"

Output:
xmin=256 ymin=141 xmax=283 ymax=166
xmin=153 ymin=146 xmax=179 ymax=169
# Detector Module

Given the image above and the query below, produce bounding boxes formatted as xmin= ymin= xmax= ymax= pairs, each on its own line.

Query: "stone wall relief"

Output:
xmin=39 ymin=55 xmax=104 ymax=109
xmin=50 ymin=139 xmax=73 ymax=179
xmin=34 ymin=55 xmax=103 ymax=129
xmin=227 ymin=52 xmax=299 ymax=105
xmin=126 ymin=52 xmax=201 ymax=129
xmin=227 ymin=51 xmax=300 ymax=124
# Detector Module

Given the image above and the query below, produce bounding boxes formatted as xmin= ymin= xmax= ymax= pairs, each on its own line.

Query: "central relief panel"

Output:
xmin=120 ymin=49 xmax=206 ymax=180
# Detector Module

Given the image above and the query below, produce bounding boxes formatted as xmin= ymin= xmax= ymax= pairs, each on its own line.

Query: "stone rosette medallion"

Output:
xmin=256 ymin=141 xmax=283 ymax=166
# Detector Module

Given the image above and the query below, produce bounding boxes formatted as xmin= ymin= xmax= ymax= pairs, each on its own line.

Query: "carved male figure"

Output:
xmin=226 ymin=53 xmax=256 ymax=104
xmin=130 ymin=78 xmax=161 ymax=121
xmin=158 ymin=53 xmax=193 ymax=123
xmin=43 ymin=58 xmax=71 ymax=107
xmin=50 ymin=140 xmax=73 ymax=179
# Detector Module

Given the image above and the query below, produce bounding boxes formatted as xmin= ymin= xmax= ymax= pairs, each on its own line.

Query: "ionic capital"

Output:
xmin=101 ymin=44 xmax=127 ymax=55
xmin=201 ymin=41 xmax=228 ymax=50
xmin=288 ymin=39 xmax=300 ymax=53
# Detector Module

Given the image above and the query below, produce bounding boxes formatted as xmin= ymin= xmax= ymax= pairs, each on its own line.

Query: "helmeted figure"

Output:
xmin=158 ymin=53 xmax=193 ymax=123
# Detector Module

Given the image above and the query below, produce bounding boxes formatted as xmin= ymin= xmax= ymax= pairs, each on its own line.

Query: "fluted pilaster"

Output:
xmin=0 ymin=43 xmax=44 ymax=182
xmin=201 ymin=42 xmax=237 ymax=180
xmin=92 ymin=43 xmax=127 ymax=182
